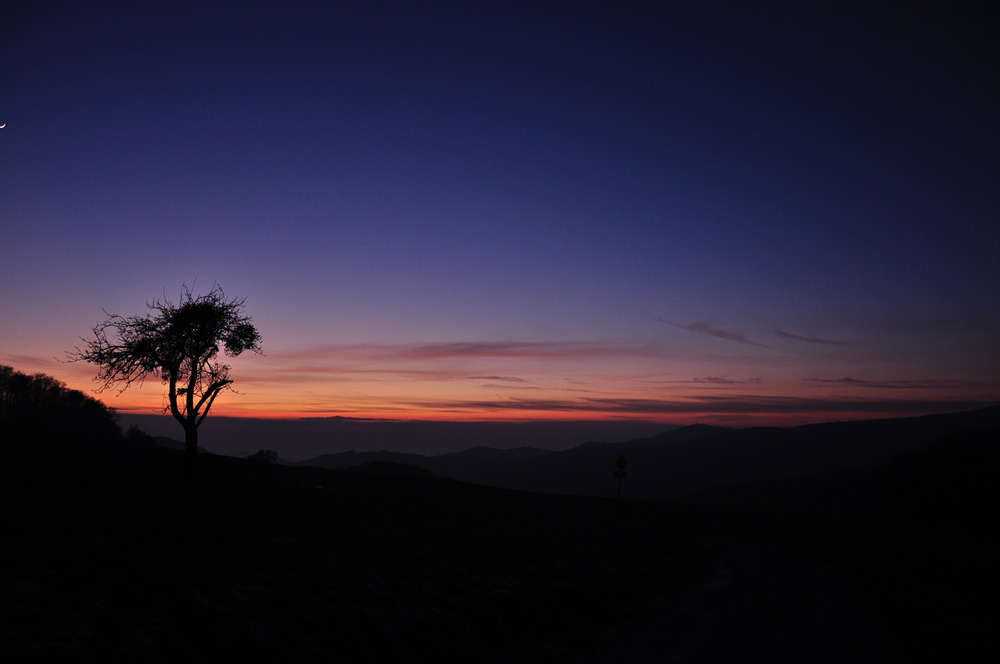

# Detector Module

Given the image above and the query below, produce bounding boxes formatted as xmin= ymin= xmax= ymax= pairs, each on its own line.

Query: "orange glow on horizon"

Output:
xmin=98 ymin=387 xmax=971 ymax=429
xmin=10 ymin=341 xmax=995 ymax=431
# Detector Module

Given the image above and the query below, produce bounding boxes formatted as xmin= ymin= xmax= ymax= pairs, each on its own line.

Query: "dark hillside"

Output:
xmin=0 ymin=426 xmax=716 ymax=662
xmin=294 ymin=407 xmax=1000 ymax=501
xmin=637 ymin=424 xmax=734 ymax=443
xmin=441 ymin=406 xmax=1000 ymax=498
xmin=298 ymin=446 xmax=554 ymax=487
xmin=292 ymin=449 xmax=431 ymax=472
xmin=439 ymin=445 xmax=551 ymax=459
xmin=5 ymin=375 xmax=993 ymax=662
xmin=676 ymin=426 xmax=1000 ymax=663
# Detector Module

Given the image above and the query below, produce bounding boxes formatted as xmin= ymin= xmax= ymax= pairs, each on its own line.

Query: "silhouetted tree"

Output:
xmin=0 ymin=364 xmax=120 ymax=446
xmin=73 ymin=286 xmax=261 ymax=484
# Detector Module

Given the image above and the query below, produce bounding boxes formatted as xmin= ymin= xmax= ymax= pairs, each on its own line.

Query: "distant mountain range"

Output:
xmin=118 ymin=414 xmax=671 ymax=459
xmin=295 ymin=406 xmax=1000 ymax=499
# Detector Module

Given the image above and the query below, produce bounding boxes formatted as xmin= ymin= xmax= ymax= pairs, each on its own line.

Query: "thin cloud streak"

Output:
xmin=810 ymin=377 xmax=1000 ymax=390
xmin=235 ymin=340 xmax=672 ymax=388
xmin=1 ymin=354 xmax=61 ymax=368
xmin=398 ymin=394 xmax=996 ymax=417
xmin=467 ymin=375 xmax=528 ymax=383
xmin=774 ymin=329 xmax=851 ymax=345
xmin=266 ymin=341 xmax=671 ymax=363
xmin=238 ymin=367 xmax=477 ymax=384
xmin=377 ymin=341 xmax=664 ymax=361
xmin=657 ymin=376 xmax=763 ymax=386
xmin=656 ymin=318 xmax=769 ymax=348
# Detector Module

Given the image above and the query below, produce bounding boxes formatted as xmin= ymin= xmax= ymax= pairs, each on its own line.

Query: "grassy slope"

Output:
xmin=6 ymin=418 xmax=994 ymax=662
xmin=0 ymin=439 xmax=714 ymax=662
xmin=678 ymin=428 xmax=999 ymax=663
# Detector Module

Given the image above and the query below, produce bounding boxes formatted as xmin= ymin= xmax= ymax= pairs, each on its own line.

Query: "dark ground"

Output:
xmin=1 ymin=442 xmax=718 ymax=662
xmin=3 ymin=429 xmax=993 ymax=662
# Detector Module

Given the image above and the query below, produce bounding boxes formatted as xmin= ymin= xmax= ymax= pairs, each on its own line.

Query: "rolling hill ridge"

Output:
xmin=297 ymin=406 xmax=1000 ymax=498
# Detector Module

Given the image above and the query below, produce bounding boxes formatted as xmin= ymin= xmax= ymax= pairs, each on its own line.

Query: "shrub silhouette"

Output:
xmin=0 ymin=364 xmax=121 ymax=446
xmin=247 ymin=449 xmax=279 ymax=463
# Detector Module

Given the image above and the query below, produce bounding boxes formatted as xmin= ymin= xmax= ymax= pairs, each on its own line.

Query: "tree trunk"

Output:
xmin=182 ymin=423 xmax=198 ymax=486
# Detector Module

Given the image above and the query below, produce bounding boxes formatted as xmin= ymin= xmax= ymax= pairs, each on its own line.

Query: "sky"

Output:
xmin=2 ymin=0 xmax=999 ymax=429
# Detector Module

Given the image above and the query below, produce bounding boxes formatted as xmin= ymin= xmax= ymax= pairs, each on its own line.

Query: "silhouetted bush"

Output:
xmin=0 ymin=364 xmax=121 ymax=446
xmin=247 ymin=449 xmax=279 ymax=463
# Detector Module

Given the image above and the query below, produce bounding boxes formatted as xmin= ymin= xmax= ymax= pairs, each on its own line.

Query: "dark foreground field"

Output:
xmin=4 ymin=425 xmax=995 ymax=663
xmin=1 ymin=443 xmax=725 ymax=662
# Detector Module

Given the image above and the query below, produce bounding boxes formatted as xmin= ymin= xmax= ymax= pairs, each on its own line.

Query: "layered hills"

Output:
xmin=3 ymin=367 xmax=997 ymax=661
xmin=297 ymin=406 xmax=1000 ymax=499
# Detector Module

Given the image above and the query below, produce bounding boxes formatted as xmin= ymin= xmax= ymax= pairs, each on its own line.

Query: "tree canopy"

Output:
xmin=74 ymin=286 xmax=261 ymax=482
xmin=0 ymin=365 xmax=121 ymax=445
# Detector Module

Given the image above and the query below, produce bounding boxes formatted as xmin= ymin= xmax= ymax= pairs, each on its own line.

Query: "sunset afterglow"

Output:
xmin=2 ymin=2 xmax=997 ymax=433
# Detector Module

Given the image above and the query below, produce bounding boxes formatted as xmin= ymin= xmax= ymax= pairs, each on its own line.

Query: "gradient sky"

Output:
xmin=2 ymin=1 xmax=998 ymax=427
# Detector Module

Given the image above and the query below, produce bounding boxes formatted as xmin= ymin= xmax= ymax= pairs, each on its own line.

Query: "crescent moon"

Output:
xmin=0 ymin=124 xmax=5 ymax=129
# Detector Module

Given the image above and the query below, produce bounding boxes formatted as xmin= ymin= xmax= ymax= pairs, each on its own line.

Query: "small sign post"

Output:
xmin=614 ymin=454 xmax=628 ymax=499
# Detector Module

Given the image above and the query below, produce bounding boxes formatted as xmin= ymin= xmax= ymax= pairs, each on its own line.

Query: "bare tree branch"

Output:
xmin=70 ymin=285 xmax=261 ymax=484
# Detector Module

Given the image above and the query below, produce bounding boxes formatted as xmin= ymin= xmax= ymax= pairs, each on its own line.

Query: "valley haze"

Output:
xmin=121 ymin=406 xmax=1000 ymax=501
xmin=119 ymin=414 xmax=672 ymax=460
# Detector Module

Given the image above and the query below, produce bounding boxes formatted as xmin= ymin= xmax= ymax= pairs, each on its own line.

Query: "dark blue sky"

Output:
xmin=2 ymin=1 xmax=998 ymax=424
